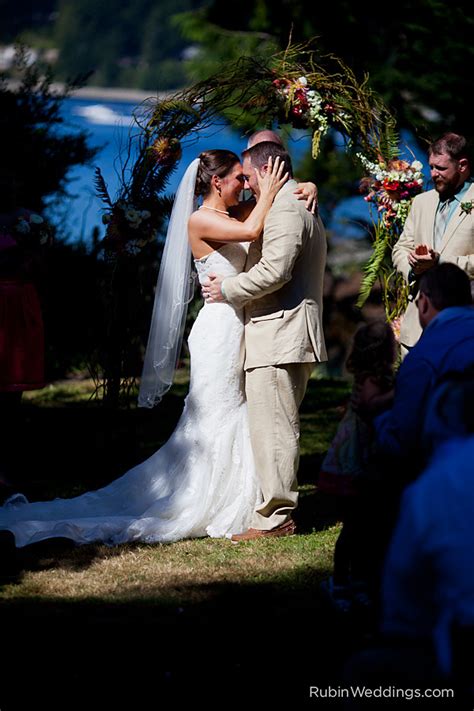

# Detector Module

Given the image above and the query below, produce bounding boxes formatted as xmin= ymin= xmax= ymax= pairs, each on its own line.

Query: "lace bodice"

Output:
xmin=193 ymin=242 xmax=247 ymax=284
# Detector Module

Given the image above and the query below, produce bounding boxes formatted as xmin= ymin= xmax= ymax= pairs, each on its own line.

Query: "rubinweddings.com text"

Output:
xmin=309 ymin=686 xmax=454 ymax=701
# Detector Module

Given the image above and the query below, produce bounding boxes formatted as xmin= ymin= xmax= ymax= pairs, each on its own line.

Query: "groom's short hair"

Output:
xmin=242 ymin=141 xmax=293 ymax=178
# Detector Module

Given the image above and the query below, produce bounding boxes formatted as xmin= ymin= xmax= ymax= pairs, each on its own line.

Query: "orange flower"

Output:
xmin=388 ymin=159 xmax=410 ymax=172
xmin=151 ymin=137 xmax=182 ymax=166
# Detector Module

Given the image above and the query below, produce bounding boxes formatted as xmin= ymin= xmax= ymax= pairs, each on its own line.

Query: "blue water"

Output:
xmin=47 ymin=96 xmax=426 ymax=244
xmin=47 ymin=96 xmax=313 ymax=243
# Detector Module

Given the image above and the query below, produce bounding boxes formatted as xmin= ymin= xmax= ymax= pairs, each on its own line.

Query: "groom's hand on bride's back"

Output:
xmin=202 ymin=273 xmax=225 ymax=303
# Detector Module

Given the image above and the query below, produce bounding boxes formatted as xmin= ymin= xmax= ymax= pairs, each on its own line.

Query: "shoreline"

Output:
xmin=67 ymin=84 xmax=174 ymax=103
xmin=7 ymin=79 xmax=175 ymax=103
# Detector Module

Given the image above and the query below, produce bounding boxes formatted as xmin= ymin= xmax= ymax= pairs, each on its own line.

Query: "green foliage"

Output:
xmin=52 ymin=0 xmax=203 ymax=89
xmin=296 ymin=134 xmax=361 ymax=223
xmin=356 ymin=221 xmax=409 ymax=320
xmin=356 ymin=228 xmax=389 ymax=310
xmin=174 ymin=8 xmax=277 ymax=84
xmin=378 ymin=123 xmax=402 ymax=162
xmin=0 ymin=0 xmax=56 ymax=43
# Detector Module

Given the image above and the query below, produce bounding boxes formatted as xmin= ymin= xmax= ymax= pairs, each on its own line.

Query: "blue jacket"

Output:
xmin=375 ymin=306 xmax=474 ymax=463
xmin=382 ymin=436 xmax=474 ymax=674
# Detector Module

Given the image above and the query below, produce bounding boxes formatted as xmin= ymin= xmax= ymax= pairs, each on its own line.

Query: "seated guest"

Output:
xmin=382 ymin=435 xmax=474 ymax=682
xmin=374 ymin=262 xmax=474 ymax=481
xmin=344 ymin=437 xmax=474 ymax=706
xmin=350 ymin=264 xmax=474 ymax=601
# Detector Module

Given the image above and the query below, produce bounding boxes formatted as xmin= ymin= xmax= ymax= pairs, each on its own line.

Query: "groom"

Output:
xmin=203 ymin=141 xmax=327 ymax=540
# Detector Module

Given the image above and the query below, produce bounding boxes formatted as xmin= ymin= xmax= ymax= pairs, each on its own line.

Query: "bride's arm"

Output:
xmin=188 ymin=157 xmax=288 ymax=245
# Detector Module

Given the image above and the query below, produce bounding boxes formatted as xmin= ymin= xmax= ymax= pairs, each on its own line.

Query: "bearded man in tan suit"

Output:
xmin=203 ymin=141 xmax=327 ymax=540
xmin=392 ymin=133 xmax=474 ymax=353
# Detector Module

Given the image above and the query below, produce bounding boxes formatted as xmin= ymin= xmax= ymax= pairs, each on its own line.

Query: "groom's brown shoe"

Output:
xmin=230 ymin=518 xmax=296 ymax=543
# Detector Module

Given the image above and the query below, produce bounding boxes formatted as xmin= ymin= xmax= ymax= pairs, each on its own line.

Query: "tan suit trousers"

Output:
xmin=245 ymin=362 xmax=314 ymax=530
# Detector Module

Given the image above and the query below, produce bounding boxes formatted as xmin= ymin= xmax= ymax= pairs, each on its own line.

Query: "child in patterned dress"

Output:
xmin=319 ymin=320 xmax=396 ymax=611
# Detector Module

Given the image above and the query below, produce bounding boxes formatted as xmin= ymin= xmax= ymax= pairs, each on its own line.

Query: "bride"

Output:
xmin=0 ymin=149 xmax=287 ymax=547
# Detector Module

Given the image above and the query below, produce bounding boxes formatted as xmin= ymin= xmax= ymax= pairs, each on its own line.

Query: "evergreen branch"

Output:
xmin=356 ymin=235 xmax=388 ymax=308
xmin=93 ymin=167 xmax=112 ymax=207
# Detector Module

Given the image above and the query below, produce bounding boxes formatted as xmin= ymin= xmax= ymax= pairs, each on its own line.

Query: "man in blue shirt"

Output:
xmin=382 ymin=436 xmax=474 ymax=679
xmin=375 ymin=262 xmax=474 ymax=478
xmin=344 ymin=437 xmax=474 ymax=699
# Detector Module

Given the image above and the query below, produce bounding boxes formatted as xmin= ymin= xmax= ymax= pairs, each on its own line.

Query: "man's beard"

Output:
xmin=434 ymin=180 xmax=455 ymax=199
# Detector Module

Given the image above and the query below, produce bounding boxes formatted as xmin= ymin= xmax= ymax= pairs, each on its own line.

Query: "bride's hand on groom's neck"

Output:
xmin=294 ymin=182 xmax=318 ymax=214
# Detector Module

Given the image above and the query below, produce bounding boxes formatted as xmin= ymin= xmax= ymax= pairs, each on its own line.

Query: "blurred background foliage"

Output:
xmin=2 ymin=0 xmax=472 ymax=212
xmin=0 ymin=0 xmax=471 ymax=143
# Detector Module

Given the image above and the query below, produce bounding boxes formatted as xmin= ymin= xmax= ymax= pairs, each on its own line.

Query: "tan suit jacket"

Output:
xmin=223 ymin=179 xmax=327 ymax=369
xmin=392 ymin=183 xmax=474 ymax=348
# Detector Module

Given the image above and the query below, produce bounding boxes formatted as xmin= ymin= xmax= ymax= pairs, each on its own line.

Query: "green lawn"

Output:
xmin=1 ymin=374 xmax=358 ymax=709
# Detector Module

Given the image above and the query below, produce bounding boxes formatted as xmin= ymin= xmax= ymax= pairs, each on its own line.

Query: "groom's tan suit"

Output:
xmin=223 ymin=179 xmax=327 ymax=529
xmin=392 ymin=182 xmax=474 ymax=350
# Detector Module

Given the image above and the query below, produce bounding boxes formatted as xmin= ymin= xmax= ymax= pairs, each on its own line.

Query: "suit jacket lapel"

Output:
xmin=440 ymin=182 xmax=474 ymax=255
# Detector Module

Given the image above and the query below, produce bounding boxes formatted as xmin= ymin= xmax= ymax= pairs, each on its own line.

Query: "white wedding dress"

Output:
xmin=0 ymin=243 xmax=259 ymax=547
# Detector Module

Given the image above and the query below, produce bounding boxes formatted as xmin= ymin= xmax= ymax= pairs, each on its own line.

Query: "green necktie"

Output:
xmin=433 ymin=199 xmax=452 ymax=251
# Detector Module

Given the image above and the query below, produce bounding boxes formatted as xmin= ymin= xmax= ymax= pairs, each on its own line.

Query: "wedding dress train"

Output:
xmin=0 ymin=243 xmax=259 ymax=547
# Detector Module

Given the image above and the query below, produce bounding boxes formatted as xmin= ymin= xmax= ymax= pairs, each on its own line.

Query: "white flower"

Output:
xmin=16 ymin=219 xmax=30 ymax=234
xmin=298 ymin=76 xmax=308 ymax=86
xmin=125 ymin=208 xmax=140 ymax=223
xmin=411 ymin=160 xmax=423 ymax=171
xmin=125 ymin=240 xmax=141 ymax=255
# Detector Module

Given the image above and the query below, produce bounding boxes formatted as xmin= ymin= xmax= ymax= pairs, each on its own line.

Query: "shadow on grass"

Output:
xmin=0 ymin=561 xmax=369 ymax=710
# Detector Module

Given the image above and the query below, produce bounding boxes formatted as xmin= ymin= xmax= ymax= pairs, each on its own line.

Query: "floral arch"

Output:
xmin=94 ymin=43 xmax=423 ymax=404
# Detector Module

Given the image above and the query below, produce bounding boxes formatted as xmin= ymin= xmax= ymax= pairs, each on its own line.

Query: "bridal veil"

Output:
xmin=138 ymin=158 xmax=199 ymax=407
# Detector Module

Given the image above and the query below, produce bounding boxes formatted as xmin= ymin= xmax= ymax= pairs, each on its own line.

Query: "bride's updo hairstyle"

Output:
xmin=195 ymin=149 xmax=240 ymax=197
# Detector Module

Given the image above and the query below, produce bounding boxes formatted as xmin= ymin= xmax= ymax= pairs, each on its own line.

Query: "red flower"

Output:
xmin=273 ymin=78 xmax=290 ymax=92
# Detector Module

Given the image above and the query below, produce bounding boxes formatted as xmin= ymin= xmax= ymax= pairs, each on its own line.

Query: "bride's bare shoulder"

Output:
xmin=188 ymin=208 xmax=207 ymax=234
